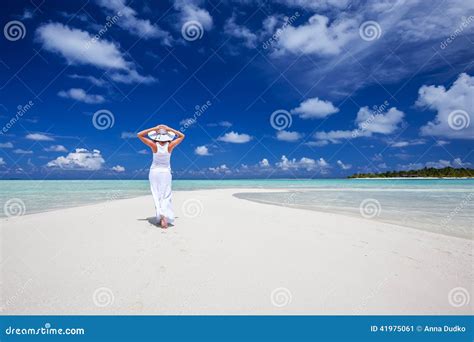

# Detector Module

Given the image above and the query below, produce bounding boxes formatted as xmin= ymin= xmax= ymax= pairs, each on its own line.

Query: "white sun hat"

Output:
xmin=148 ymin=128 xmax=176 ymax=142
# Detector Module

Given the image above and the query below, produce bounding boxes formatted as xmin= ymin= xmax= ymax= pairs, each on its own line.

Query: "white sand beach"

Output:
xmin=1 ymin=188 xmax=472 ymax=315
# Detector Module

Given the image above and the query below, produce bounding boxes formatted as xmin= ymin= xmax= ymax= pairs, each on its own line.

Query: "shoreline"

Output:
xmin=1 ymin=188 xmax=472 ymax=315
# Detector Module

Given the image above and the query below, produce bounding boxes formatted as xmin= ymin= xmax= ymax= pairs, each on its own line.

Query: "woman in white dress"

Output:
xmin=137 ymin=124 xmax=185 ymax=228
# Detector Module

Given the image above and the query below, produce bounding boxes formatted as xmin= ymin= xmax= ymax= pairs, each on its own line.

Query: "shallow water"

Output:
xmin=0 ymin=179 xmax=472 ymax=239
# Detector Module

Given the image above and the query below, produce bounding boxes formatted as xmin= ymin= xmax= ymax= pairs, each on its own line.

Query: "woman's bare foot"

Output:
xmin=161 ymin=216 xmax=168 ymax=229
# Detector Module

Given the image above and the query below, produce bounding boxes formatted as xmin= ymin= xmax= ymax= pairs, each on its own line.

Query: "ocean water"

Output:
xmin=0 ymin=179 xmax=472 ymax=239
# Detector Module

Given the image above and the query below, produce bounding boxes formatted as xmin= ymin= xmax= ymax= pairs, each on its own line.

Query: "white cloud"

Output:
xmin=314 ymin=106 xmax=404 ymax=144
xmin=96 ymin=0 xmax=172 ymax=44
xmin=209 ymin=164 xmax=229 ymax=173
xmin=26 ymin=133 xmax=54 ymax=141
xmin=425 ymin=158 xmax=471 ymax=169
xmin=44 ymin=145 xmax=67 ymax=152
xmin=174 ymin=0 xmax=213 ymax=30
xmin=290 ymin=97 xmax=339 ymax=119
xmin=217 ymin=131 xmax=252 ymax=143
xmin=337 ymin=160 xmax=352 ymax=170
xmin=36 ymin=23 xmax=155 ymax=84
xmin=276 ymin=0 xmax=350 ymax=10
xmin=68 ymin=74 xmax=106 ymax=87
xmin=259 ymin=158 xmax=270 ymax=167
xmin=389 ymin=139 xmax=425 ymax=148
xmin=416 ymin=73 xmax=474 ymax=139
xmin=276 ymin=130 xmax=303 ymax=142
xmin=195 ymin=145 xmax=211 ymax=156
xmin=13 ymin=149 xmax=33 ymax=154
xmin=207 ymin=121 xmax=232 ymax=127
xmin=121 ymin=132 xmax=136 ymax=139
xmin=224 ymin=16 xmax=258 ymax=48
xmin=20 ymin=8 xmax=35 ymax=20
xmin=111 ymin=165 xmax=125 ymax=172
xmin=276 ymin=14 xmax=357 ymax=56
xmin=0 ymin=157 xmax=5 ymax=166
xmin=36 ymin=23 xmax=128 ymax=69
xmin=58 ymin=88 xmax=105 ymax=104
xmin=0 ymin=142 xmax=13 ymax=148
xmin=47 ymin=148 xmax=105 ymax=170
xmin=276 ymin=155 xmax=329 ymax=171
xmin=138 ymin=149 xmax=148 ymax=154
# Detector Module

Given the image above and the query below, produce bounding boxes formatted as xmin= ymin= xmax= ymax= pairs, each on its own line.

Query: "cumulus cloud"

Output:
xmin=209 ymin=164 xmax=229 ymax=174
xmin=195 ymin=145 xmax=211 ymax=156
xmin=0 ymin=142 xmax=13 ymax=148
xmin=0 ymin=157 xmax=5 ymax=166
xmin=217 ymin=131 xmax=252 ymax=143
xmin=276 ymin=0 xmax=350 ymax=10
xmin=314 ymin=107 xmax=405 ymax=144
xmin=44 ymin=145 xmax=67 ymax=152
xmin=36 ymin=23 xmax=155 ymax=84
xmin=276 ymin=155 xmax=329 ymax=171
xmin=276 ymin=130 xmax=304 ymax=142
xmin=276 ymin=14 xmax=357 ymax=56
xmin=26 ymin=133 xmax=54 ymax=141
xmin=96 ymin=0 xmax=172 ymax=44
xmin=224 ymin=16 xmax=258 ymax=48
xmin=416 ymin=73 xmax=474 ymax=139
xmin=337 ymin=160 xmax=352 ymax=170
xmin=111 ymin=165 xmax=125 ymax=172
xmin=389 ymin=139 xmax=425 ymax=148
xmin=259 ymin=158 xmax=270 ymax=167
xmin=58 ymin=88 xmax=105 ymax=104
xmin=47 ymin=148 xmax=105 ymax=170
xmin=174 ymin=0 xmax=213 ymax=30
xmin=290 ymin=97 xmax=339 ymax=119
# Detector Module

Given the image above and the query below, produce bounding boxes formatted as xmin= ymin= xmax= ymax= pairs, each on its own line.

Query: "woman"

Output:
xmin=137 ymin=124 xmax=185 ymax=228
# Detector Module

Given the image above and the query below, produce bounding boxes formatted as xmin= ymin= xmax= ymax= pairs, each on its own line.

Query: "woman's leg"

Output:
xmin=149 ymin=169 xmax=163 ymax=225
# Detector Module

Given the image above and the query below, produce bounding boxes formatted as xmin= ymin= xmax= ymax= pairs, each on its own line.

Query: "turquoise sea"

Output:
xmin=0 ymin=179 xmax=472 ymax=239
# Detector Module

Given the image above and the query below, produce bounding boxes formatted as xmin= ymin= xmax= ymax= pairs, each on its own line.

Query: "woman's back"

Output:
xmin=151 ymin=142 xmax=171 ymax=170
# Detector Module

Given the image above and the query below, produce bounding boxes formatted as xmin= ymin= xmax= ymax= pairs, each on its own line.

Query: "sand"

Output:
xmin=1 ymin=189 xmax=472 ymax=315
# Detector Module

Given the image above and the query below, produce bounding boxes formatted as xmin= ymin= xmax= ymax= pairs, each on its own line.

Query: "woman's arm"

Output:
xmin=137 ymin=125 xmax=161 ymax=152
xmin=163 ymin=125 xmax=185 ymax=151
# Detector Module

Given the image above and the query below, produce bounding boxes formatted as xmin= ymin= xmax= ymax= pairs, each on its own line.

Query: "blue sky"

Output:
xmin=0 ymin=0 xmax=473 ymax=179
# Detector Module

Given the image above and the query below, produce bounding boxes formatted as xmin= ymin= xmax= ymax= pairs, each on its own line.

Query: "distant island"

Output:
xmin=348 ymin=167 xmax=474 ymax=179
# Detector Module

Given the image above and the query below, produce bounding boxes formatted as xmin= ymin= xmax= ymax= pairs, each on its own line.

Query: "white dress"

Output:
xmin=149 ymin=142 xmax=174 ymax=224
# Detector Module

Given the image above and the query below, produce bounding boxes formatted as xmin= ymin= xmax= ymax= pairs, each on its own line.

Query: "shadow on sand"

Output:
xmin=137 ymin=217 xmax=175 ymax=228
